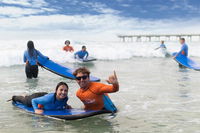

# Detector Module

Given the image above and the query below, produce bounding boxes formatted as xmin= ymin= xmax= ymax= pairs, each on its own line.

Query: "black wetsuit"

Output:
xmin=12 ymin=92 xmax=48 ymax=107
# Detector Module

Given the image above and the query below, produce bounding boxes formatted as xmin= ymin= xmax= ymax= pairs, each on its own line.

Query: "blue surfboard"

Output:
xmin=172 ymin=52 xmax=200 ymax=71
xmin=37 ymin=56 xmax=100 ymax=82
xmin=13 ymin=102 xmax=111 ymax=120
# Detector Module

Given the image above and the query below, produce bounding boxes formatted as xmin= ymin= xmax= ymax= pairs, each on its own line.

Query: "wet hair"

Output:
xmin=65 ymin=40 xmax=70 ymax=45
xmin=180 ymin=38 xmax=185 ymax=41
xmin=54 ymin=82 xmax=69 ymax=102
xmin=82 ymin=46 xmax=86 ymax=49
xmin=27 ymin=40 xmax=36 ymax=57
xmin=73 ymin=67 xmax=90 ymax=77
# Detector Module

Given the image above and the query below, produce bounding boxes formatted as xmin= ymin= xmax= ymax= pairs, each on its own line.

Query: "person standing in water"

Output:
xmin=173 ymin=38 xmax=188 ymax=68
xmin=155 ymin=40 xmax=167 ymax=50
xmin=63 ymin=40 xmax=74 ymax=52
xmin=74 ymin=46 xmax=89 ymax=59
xmin=73 ymin=67 xmax=119 ymax=112
xmin=23 ymin=40 xmax=48 ymax=79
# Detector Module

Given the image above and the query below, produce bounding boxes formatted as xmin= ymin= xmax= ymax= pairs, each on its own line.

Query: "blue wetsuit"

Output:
xmin=177 ymin=43 xmax=188 ymax=57
xmin=74 ymin=50 xmax=89 ymax=59
xmin=23 ymin=49 xmax=47 ymax=65
xmin=32 ymin=93 xmax=68 ymax=110
xmin=24 ymin=49 xmax=48 ymax=78
xmin=160 ymin=44 xmax=166 ymax=49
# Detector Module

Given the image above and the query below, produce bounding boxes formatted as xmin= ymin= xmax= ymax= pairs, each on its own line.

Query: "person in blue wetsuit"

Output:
xmin=173 ymin=38 xmax=188 ymax=68
xmin=24 ymin=40 xmax=48 ymax=79
xmin=74 ymin=46 xmax=89 ymax=59
xmin=12 ymin=82 xmax=71 ymax=114
xmin=155 ymin=40 xmax=167 ymax=50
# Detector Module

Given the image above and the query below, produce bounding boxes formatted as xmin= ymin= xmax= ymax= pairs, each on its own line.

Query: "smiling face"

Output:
xmin=76 ymin=72 xmax=90 ymax=90
xmin=56 ymin=85 xmax=68 ymax=100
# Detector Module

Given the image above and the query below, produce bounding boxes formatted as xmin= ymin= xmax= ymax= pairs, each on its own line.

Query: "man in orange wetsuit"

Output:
xmin=63 ymin=40 xmax=74 ymax=52
xmin=73 ymin=67 xmax=119 ymax=111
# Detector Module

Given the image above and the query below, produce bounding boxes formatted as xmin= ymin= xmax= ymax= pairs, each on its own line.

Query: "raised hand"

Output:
xmin=106 ymin=71 xmax=118 ymax=84
xmin=35 ymin=109 xmax=44 ymax=115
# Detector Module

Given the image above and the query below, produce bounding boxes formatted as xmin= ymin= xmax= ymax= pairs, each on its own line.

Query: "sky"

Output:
xmin=0 ymin=0 xmax=200 ymax=40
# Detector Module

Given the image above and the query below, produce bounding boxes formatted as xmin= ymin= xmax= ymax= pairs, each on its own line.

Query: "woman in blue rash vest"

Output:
xmin=12 ymin=82 xmax=71 ymax=114
xmin=24 ymin=40 xmax=48 ymax=79
xmin=74 ymin=45 xmax=89 ymax=59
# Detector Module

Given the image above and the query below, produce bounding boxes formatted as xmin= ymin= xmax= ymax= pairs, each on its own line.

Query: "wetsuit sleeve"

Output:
xmin=86 ymin=51 xmax=89 ymax=58
xmin=177 ymin=45 xmax=185 ymax=56
xmin=71 ymin=47 xmax=74 ymax=52
xmin=74 ymin=51 xmax=79 ymax=58
xmin=23 ymin=52 xmax=27 ymax=63
xmin=36 ymin=50 xmax=48 ymax=59
xmin=31 ymin=94 xmax=51 ymax=110
xmin=97 ymin=83 xmax=116 ymax=95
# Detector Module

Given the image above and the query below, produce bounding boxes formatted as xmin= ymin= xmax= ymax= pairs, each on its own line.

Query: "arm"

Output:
xmin=23 ymin=51 xmax=27 ymax=63
xmin=71 ymin=46 xmax=74 ymax=52
xmin=174 ymin=45 xmax=184 ymax=58
xmin=98 ymin=71 xmax=119 ymax=94
xmin=154 ymin=47 xmax=160 ymax=50
xmin=31 ymin=94 xmax=51 ymax=114
xmin=36 ymin=50 xmax=48 ymax=59
xmin=74 ymin=51 xmax=78 ymax=58
xmin=85 ymin=51 xmax=89 ymax=58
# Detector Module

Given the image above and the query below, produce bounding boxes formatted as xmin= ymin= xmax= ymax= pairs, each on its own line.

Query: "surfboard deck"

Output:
xmin=172 ymin=52 xmax=200 ymax=70
xmin=13 ymin=102 xmax=111 ymax=120
xmin=37 ymin=56 xmax=100 ymax=82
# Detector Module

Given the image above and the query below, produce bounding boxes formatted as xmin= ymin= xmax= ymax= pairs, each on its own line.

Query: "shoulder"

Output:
xmin=24 ymin=50 xmax=28 ymax=55
xmin=76 ymin=88 xmax=82 ymax=96
xmin=89 ymin=82 xmax=105 ymax=89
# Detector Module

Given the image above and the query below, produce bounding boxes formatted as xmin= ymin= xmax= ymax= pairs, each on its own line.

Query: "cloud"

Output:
xmin=0 ymin=0 xmax=199 ymax=41
xmin=0 ymin=0 xmax=31 ymax=6
xmin=81 ymin=1 xmax=120 ymax=14
xmin=0 ymin=6 xmax=45 ymax=17
xmin=0 ymin=0 xmax=48 ymax=8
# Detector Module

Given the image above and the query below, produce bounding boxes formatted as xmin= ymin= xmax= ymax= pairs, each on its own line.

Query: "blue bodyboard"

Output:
xmin=13 ymin=102 xmax=111 ymax=120
xmin=172 ymin=52 xmax=200 ymax=71
xmin=37 ymin=56 xmax=100 ymax=81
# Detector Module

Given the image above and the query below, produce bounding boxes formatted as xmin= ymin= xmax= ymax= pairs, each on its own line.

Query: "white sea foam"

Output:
xmin=0 ymin=39 xmax=199 ymax=67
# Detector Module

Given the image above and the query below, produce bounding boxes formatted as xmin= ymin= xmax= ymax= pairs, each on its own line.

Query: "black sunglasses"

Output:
xmin=76 ymin=75 xmax=88 ymax=80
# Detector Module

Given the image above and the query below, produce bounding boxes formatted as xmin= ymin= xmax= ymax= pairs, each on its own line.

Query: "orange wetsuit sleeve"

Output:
xmin=95 ymin=83 xmax=116 ymax=95
xmin=71 ymin=46 xmax=74 ymax=52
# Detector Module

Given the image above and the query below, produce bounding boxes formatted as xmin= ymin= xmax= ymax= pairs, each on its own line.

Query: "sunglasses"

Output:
xmin=75 ymin=75 xmax=88 ymax=80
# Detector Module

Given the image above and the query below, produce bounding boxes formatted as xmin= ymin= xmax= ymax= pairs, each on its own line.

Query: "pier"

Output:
xmin=118 ymin=34 xmax=200 ymax=42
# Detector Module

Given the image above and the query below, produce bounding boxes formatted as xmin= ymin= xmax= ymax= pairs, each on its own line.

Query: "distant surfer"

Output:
xmin=73 ymin=67 xmax=119 ymax=112
xmin=23 ymin=41 xmax=48 ymax=79
xmin=63 ymin=40 xmax=74 ymax=52
xmin=155 ymin=40 xmax=171 ymax=57
xmin=11 ymin=82 xmax=71 ymax=114
xmin=155 ymin=40 xmax=167 ymax=50
xmin=173 ymin=38 xmax=188 ymax=68
xmin=74 ymin=46 xmax=89 ymax=60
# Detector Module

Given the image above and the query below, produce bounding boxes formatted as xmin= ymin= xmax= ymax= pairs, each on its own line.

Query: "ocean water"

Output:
xmin=1 ymin=40 xmax=200 ymax=133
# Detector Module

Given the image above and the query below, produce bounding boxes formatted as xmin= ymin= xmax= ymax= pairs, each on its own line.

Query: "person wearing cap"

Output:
xmin=63 ymin=40 xmax=74 ymax=52
xmin=74 ymin=46 xmax=89 ymax=59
